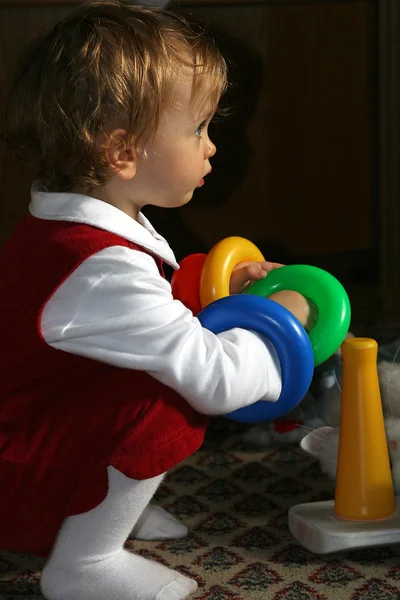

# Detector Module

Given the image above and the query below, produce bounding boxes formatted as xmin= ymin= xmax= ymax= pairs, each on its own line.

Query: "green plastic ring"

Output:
xmin=245 ymin=264 xmax=351 ymax=366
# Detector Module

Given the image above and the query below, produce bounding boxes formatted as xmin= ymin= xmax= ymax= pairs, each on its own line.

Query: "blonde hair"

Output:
xmin=1 ymin=0 xmax=227 ymax=192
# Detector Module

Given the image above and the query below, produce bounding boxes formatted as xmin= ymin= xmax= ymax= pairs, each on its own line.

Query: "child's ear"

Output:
xmin=300 ymin=426 xmax=334 ymax=457
xmin=104 ymin=128 xmax=137 ymax=180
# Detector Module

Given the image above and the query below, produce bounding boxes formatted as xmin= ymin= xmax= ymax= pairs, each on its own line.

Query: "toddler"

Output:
xmin=0 ymin=2 xmax=311 ymax=599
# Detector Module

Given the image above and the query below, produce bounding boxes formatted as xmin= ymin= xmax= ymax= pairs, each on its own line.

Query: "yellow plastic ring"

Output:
xmin=199 ymin=236 xmax=265 ymax=308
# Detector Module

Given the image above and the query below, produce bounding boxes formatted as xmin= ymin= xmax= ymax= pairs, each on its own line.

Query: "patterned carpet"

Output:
xmin=1 ymin=416 xmax=399 ymax=600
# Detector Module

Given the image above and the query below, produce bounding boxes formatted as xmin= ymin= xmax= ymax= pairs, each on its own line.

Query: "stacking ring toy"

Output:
xmin=199 ymin=237 xmax=264 ymax=308
xmin=245 ymin=264 xmax=351 ymax=366
xmin=197 ymin=294 xmax=314 ymax=423
xmin=171 ymin=253 xmax=206 ymax=315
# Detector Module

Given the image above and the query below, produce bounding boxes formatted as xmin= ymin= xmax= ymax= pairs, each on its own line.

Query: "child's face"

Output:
xmin=129 ymin=76 xmax=217 ymax=210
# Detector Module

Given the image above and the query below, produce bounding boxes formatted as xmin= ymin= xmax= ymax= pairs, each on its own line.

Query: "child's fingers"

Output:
xmin=230 ymin=260 xmax=285 ymax=294
xmin=233 ymin=260 xmax=284 ymax=273
xmin=229 ymin=267 xmax=253 ymax=294
xmin=259 ymin=260 xmax=284 ymax=272
xmin=230 ymin=263 xmax=267 ymax=293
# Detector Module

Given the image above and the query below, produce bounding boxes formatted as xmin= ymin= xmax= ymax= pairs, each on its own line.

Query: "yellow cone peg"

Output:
xmin=335 ymin=338 xmax=396 ymax=521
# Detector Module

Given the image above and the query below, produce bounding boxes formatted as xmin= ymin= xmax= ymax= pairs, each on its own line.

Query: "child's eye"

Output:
xmin=195 ymin=121 xmax=206 ymax=137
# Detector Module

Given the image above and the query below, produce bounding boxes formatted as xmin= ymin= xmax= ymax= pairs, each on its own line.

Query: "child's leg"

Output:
xmin=40 ymin=466 xmax=197 ymax=600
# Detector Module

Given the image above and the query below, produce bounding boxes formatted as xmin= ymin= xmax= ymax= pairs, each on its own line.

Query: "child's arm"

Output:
xmin=41 ymin=246 xmax=283 ymax=416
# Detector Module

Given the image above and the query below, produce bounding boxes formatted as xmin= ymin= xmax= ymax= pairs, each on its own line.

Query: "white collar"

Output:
xmin=29 ymin=187 xmax=179 ymax=269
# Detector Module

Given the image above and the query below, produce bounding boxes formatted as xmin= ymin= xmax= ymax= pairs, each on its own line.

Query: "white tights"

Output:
xmin=40 ymin=466 xmax=197 ymax=600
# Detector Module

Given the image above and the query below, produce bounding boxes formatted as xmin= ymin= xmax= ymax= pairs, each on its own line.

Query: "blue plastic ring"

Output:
xmin=197 ymin=294 xmax=314 ymax=423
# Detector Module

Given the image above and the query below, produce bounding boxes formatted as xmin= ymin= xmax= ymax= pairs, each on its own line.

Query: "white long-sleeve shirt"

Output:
xmin=31 ymin=188 xmax=282 ymax=416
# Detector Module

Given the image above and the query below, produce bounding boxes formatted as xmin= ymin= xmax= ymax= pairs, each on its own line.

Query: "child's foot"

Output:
xmin=130 ymin=504 xmax=188 ymax=540
xmin=41 ymin=550 xmax=197 ymax=600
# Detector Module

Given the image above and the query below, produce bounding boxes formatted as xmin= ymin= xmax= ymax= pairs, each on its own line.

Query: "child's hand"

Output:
xmin=269 ymin=290 xmax=317 ymax=331
xmin=230 ymin=261 xmax=318 ymax=332
xmin=229 ymin=260 xmax=283 ymax=295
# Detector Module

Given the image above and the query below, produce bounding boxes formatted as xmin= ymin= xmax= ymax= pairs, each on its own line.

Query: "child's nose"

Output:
xmin=206 ymin=140 xmax=216 ymax=159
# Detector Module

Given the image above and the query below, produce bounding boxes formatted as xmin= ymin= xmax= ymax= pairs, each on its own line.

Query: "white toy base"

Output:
xmin=288 ymin=498 xmax=400 ymax=554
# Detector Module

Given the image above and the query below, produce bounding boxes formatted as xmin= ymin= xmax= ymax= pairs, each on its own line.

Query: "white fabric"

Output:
xmin=32 ymin=188 xmax=282 ymax=415
xmin=40 ymin=466 xmax=197 ymax=600
xmin=30 ymin=188 xmax=178 ymax=268
xmin=131 ymin=504 xmax=188 ymax=540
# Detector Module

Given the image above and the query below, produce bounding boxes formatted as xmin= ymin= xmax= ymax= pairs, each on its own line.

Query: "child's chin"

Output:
xmin=176 ymin=192 xmax=194 ymax=206
xmin=162 ymin=194 xmax=192 ymax=209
